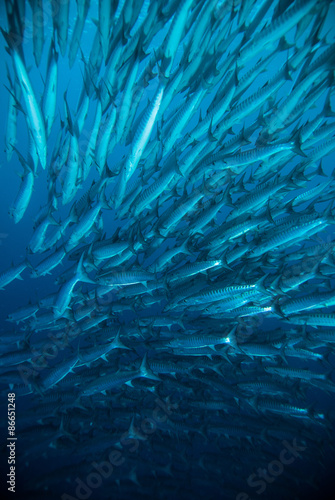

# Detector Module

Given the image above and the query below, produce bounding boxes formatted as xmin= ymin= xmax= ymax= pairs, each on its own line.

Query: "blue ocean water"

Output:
xmin=0 ymin=1 xmax=335 ymax=499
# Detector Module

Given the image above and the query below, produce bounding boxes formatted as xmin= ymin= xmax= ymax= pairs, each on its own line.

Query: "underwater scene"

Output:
xmin=0 ymin=0 xmax=335 ymax=499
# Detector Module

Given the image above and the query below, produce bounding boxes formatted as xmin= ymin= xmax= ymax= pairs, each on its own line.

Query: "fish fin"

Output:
xmin=265 ymin=201 xmax=274 ymax=224
xmin=0 ymin=27 xmax=22 ymax=54
xmin=317 ymin=160 xmax=327 ymax=178
xmin=139 ymin=353 xmax=160 ymax=381
xmin=323 ymin=89 xmax=335 ymax=118
xmin=111 ymin=327 xmax=131 ymax=350
xmin=4 ymin=84 xmax=25 ymax=115
xmin=207 ymin=118 xmax=218 ymax=142
xmin=290 ymin=132 xmax=307 ymax=157
xmin=272 ymin=299 xmax=286 ymax=319
xmin=255 ymin=273 xmax=271 ymax=295
xmin=278 ymin=36 xmax=294 ymax=52
xmin=270 ymin=275 xmax=283 ymax=295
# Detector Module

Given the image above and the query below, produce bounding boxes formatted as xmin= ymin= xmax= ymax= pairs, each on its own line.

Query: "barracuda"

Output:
xmin=2 ymin=29 xmax=47 ymax=169
xmin=5 ymin=65 xmax=20 ymax=161
xmin=250 ymin=217 xmax=328 ymax=258
xmin=9 ymin=166 xmax=34 ymax=224
xmin=80 ymin=354 xmax=159 ymax=396
xmin=238 ymin=0 xmax=317 ymax=67
xmin=43 ymin=39 xmax=58 ymax=137
xmin=1 ymin=1 xmax=335 ymax=495
xmin=114 ymin=82 xmax=165 ymax=208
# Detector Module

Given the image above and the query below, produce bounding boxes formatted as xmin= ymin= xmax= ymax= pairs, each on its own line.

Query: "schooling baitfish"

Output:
xmin=0 ymin=1 xmax=335 ymax=499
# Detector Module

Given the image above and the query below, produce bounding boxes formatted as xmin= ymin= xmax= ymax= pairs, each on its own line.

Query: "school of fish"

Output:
xmin=1 ymin=0 xmax=335 ymax=499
